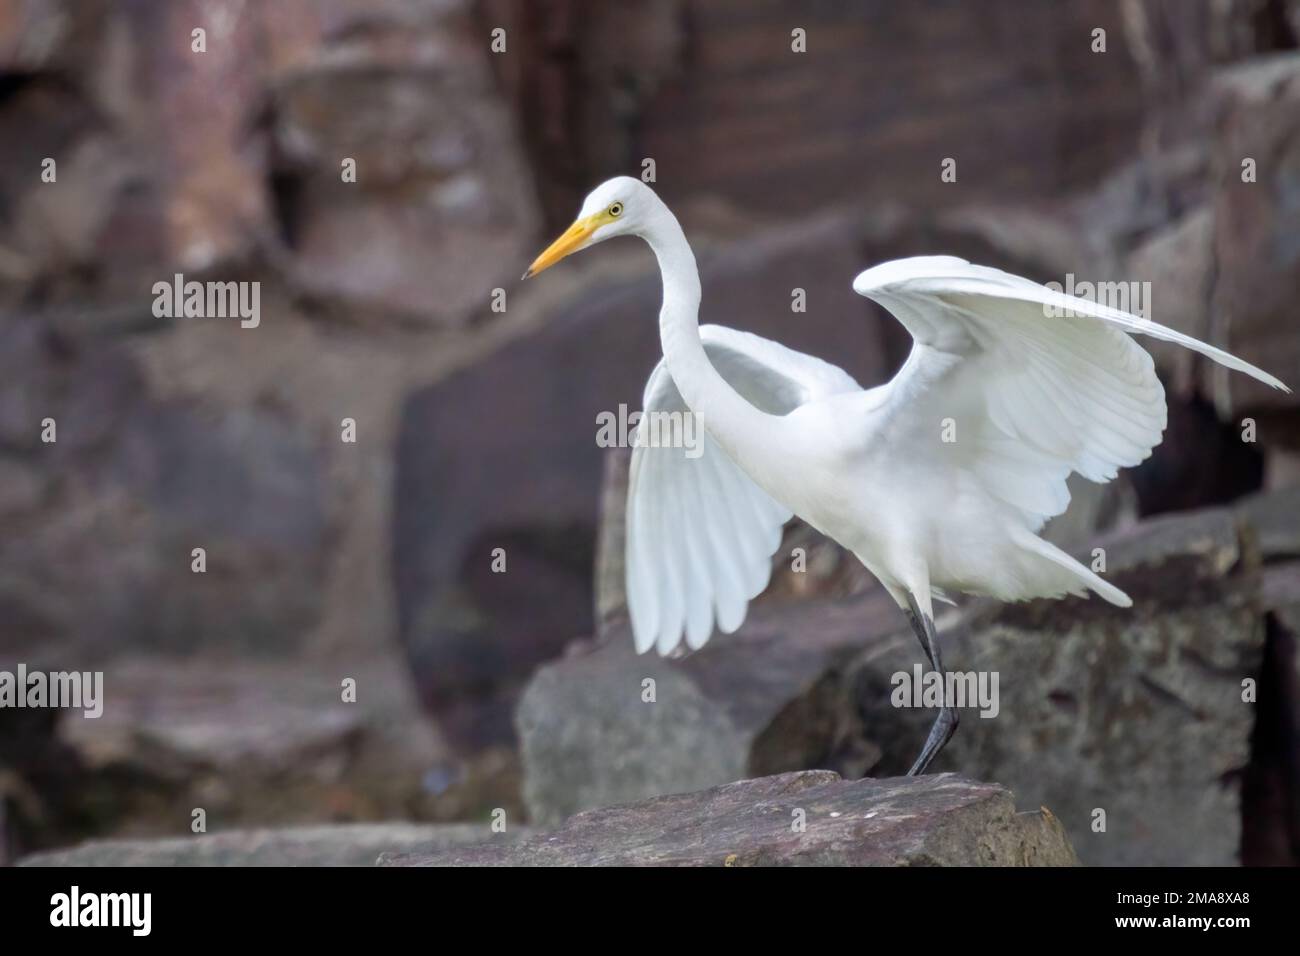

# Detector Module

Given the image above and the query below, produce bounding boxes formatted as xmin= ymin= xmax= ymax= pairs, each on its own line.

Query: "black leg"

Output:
xmin=903 ymin=608 xmax=934 ymax=668
xmin=904 ymin=593 xmax=959 ymax=775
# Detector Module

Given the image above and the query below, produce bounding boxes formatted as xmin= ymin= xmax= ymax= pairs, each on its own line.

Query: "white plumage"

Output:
xmin=626 ymin=326 xmax=859 ymax=654
xmin=525 ymin=177 xmax=1288 ymax=772
xmin=623 ymin=247 xmax=1286 ymax=657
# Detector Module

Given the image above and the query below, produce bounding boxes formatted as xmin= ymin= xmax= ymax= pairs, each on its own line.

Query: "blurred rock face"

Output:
xmin=490 ymin=0 xmax=1150 ymax=228
xmin=1211 ymin=56 xmax=1300 ymax=417
xmin=0 ymin=0 xmax=539 ymax=319
xmin=0 ymin=0 xmax=1298 ymax=862
xmin=0 ymin=0 xmax=551 ymax=850
xmin=268 ymin=4 xmax=540 ymax=322
xmin=0 ymin=317 xmax=327 ymax=664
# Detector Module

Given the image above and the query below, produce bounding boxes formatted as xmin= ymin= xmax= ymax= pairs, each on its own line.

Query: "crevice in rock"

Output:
xmin=1241 ymin=611 xmax=1300 ymax=865
xmin=1129 ymin=391 xmax=1265 ymax=516
xmin=1255 ymin=0 xmax=1300 ymax=51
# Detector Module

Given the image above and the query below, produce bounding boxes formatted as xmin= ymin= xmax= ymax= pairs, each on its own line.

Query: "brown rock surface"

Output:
xmin=383 ymin=770 xmax=1076 ymax=867
xmin=1210 ymin=54 xmax=1300 ymax=421
xmin=19 ymin=821 xmax=529 ymax=867
xmin=488 ymin=0 xmax=1221 ymax=228
xmin=268 ymin=0 xmax=540 ymax=324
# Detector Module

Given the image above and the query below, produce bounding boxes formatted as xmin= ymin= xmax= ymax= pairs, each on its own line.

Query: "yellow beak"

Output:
xmin=522 ymin=214 xmax=602 ymax=279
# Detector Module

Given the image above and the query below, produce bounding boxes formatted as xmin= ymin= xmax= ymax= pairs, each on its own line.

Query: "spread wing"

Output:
xmin=625 ymin=324 xmax=861 ymax=655
xmin=853 ymin=256 xmax=1289 ymax=533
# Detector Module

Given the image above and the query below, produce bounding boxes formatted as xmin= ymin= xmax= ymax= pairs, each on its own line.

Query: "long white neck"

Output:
xmin=641 ymin=202 xmax=778 ymax=466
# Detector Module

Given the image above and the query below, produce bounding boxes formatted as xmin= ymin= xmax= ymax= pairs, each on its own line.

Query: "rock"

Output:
xmin=517 ymin=504 xmax=1265 ymax=864
xmin=0 ymin=655 xmax=442 ymax=856
xmin=1241 ymin=593 xmax=1300 ymax=865
xmin=490 ymin=0 xmax=1280 ymax=231
xmin=1041 ymin=473 xmax=1139 ymax=550
xmin=0 ymin=0 xmax=273 ymax=301
xmin=1127 ymin=394 xmax=1267 ymax=518
xmin=18 ymin=822 xmax=528 ymax=867
xmin=516 ymin=585 xmax=900 ymax=827
xmin=268 ymin=0 xmax=540 ymax=324
xmin=382 ymin=770 xmax=1076 ymax=866
xmin=1237 ymin=485 xmax=1300 ymax=864
xmin=0 ymin=0 xmax=537 ymax=318
xmin=1210 ymin=54 xmax=1300 ymax=417
xmin=0 ymin=0 xmax=101 ymax=73
xmin=489 ymin=0 xmax=1183 ymax=228
xmin=1237 ymin=485 xmax=1300 ymax=560
xmin=149 ymin=0 xmax=274 ymax=274
xmin=0 ymin=0 xmax=506 ymax=847
xmin=593 ymin=447 xmax=632 ymax=639
xmin=905 ymin=508 xmax=1262 ymax=867
xmin=0 ymin=67 xmax=133 ymax=296
xmin=1125 ymin=207 xmax=1215 ymax=397
xmin=0 ymin=319 xmax=329 ymax=665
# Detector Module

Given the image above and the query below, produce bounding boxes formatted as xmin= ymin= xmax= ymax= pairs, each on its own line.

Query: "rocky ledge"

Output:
xmin=380 ymin=770 xmax=1076 ymax=867
xmin=18 ymin=823 xmax=529 ymax=867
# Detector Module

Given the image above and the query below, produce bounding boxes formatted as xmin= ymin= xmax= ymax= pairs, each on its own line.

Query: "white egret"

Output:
xmin=524 ymin=177 xmax=1288 ymax=774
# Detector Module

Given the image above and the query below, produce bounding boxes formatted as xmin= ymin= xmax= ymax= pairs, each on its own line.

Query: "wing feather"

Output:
xmin=626 ymin=325 xmax=860 ymax=656
xmin=854 ymin=256 xmax=1287 ymax=532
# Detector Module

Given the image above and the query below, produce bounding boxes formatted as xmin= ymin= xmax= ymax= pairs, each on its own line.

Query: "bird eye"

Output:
xmin=608 ymin=202 xmax=623 ymax=217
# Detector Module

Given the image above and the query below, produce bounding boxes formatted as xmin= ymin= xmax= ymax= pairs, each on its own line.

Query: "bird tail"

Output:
xmin=1012 ymin=528 xmax=1132 ymax=608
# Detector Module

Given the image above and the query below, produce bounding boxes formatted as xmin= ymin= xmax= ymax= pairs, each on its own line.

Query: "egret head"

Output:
xmin=523 ymin=176 xmax=652 ymax=278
